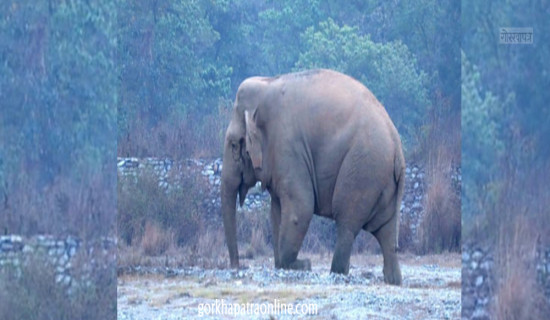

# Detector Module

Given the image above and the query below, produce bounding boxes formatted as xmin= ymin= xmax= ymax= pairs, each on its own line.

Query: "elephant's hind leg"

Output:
xmin=372 ymin=211 xmax=402 ymax=285
xmin=330 ymin=224 xmax=358 ymax=274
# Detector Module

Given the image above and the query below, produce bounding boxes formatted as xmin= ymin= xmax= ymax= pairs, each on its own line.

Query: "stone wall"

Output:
xmin=462 ymin=243 xmax=550 ymax=319
xmin=117 ymin=157 xmax=269 ymax=214
xmin=537 ymin=247 xmax=550 ymax=298
xmin=0 ymin=234 xmax=116 ymax=292
xmin=461 ymin=244 xmax=495 ymax=319
xmin=117 ymin=157 xmax=461 ymax=247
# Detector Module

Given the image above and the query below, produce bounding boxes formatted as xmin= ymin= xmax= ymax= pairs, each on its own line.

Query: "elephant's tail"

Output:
xmin=394 ymin=148 xmax=406 ymax=249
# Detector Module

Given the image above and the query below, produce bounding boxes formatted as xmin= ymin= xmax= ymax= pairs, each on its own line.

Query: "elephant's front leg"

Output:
xmin=278 ymin=194 xmax=314 ymax=271
xmin=270 ymin=196 xmax=281 ymax=268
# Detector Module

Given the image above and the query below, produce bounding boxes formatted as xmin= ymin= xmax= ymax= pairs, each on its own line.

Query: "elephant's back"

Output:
xmin=271 ymin=69 xmax=396 ymax=147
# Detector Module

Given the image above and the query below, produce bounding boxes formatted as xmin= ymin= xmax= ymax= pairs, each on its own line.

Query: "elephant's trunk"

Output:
xmin=221 ymin=163 xmax=240 ymax=269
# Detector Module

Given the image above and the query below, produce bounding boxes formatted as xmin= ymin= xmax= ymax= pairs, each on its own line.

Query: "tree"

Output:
xmin=0 ymin=0 xmax=117 ymax=236
xmin=461 ymin=51 xmax=510 ymax=218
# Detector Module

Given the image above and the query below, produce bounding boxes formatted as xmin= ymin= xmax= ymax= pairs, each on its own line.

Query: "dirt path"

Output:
xmin=117 ymin=253 xmax=461 ymax=319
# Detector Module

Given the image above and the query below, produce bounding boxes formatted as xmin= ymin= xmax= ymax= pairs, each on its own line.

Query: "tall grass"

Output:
xmin=489 ymin=161 xmax=550 ymax=318
xmin=493 ymin=216 xmax=549 ymax=319
xmin=417 ymin=92 xmax=461 ymax=254
xmin=0 ymin=167 xmax=115 ymax=239
xmin=417 ymin=145 xmax=461 ymax=254
xmin=117 ymin=168 xmax=205 ymax=247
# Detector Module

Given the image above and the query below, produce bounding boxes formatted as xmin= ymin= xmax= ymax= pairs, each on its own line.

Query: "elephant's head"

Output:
xmin=221 ymin=77 xmax=267 ymax=268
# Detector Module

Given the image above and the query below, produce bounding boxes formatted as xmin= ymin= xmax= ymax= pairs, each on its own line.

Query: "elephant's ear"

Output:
xmin=244 ymin=110 xmax=262 ymax=170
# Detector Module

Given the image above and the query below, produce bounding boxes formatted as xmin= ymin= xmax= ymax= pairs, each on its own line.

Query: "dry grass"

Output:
xmin=398 ymin=214 xmax=415 ymax=252
xmin=0 ymin=167 xmax=115 ymax=239
xmin=417 ymin=145 xmax=461 ymax=254
xmin=235 ymin=206 xmax=271 ymax=259
xmin=117 ymin=167 xmax=206 ymax=248
xmin=194 ymin=228 xmax=228 ymax=268
xmin=118 ymin=107 xmax=231 ymax=159
xmin=410 ymin=91 xmax=460 ymax=254
xmin=488 ymin=161 xmax=550 ymax=319
xmin=493 ymin=216 xmax=550 ymax=319
xmin=0 ymin=251 xmax=116 ymax=320
xmin=141 ymin=221 xmax=175 ymax=256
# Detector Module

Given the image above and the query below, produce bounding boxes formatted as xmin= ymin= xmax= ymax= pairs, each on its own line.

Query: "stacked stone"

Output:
xmin=0 ymin=235 xmax=24 ymax=267
xmin=400 ymin=164 xmax=426 ymax=241
xmin=451 ymin=165 xmax=462 ymax=198
xmin=536 ymin=246 xmax=550 ymax=299
xmin=117 ymin=157 xmax=270 ymax=212
xmin=79 ymin=236 xmax=117 ymax=290
xmin=461 ymin=244 xmax=494 ymax=320
xmin=116 ymin=157 xmax=462 ymax=238
xmin=0 ymin=235 xmax=81 ymax=286
xmin=0 ymin=235 xmax=115 ymax=291
xmin=118 ymin=157 xmax=181 ymax=191
xmin=200 ymin=158 xmax=224 ymax=213
xmin=198 ymin=158 xmax=269 ymax=213
xmin=200 ymin=158 xmax=222 ymax=186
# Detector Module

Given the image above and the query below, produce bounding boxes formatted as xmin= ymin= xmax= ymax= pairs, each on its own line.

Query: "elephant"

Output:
xmin=221 ymin=69 xmax=405 ymax=285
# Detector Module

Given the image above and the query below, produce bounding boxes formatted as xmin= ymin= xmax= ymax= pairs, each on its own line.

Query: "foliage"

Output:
xmin=118 ymin=0 xmax=232 ymax=131
xmin=296 ymin=18 xmax=430 ymax=145
xmin=115 ymin=0 xmax=459 ymax=159
xmin=461 ymin=51 xmax=508 ymax=218
xmin=2 ymin=0 xmax=462 ymax=255
xmin=462 ymin=4 xmax=550 ymax=315
xmin=0 ymin=0 xmax=116 ymax=237
xmin=461 ymin=0 xmax=550 ymax=222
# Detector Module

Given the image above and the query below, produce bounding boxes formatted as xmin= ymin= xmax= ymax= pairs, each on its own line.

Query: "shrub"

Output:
xmin=141 ymin=221 xmax=175 ymax=256
xmin=302 ymin=216 xmax=336 ymax=254
xmin=0 ymin=252 xmax=116 ymax=320
xmin=194 ymin=228 xmax=228 ymax=268
xmin=1 ymin=168 xmax=115 ymax=240
xmin=117 ymin=167 xmax=205 ymax=247
xmin=397 ymin=214 xmax=415 ymax=252
xmin=493 ymin=216 xmax=550 ymax=319
xmin=417 ymin=146 xmax=460 ymax=254
xmin=236 ymin=206 xmax=271 ymax=258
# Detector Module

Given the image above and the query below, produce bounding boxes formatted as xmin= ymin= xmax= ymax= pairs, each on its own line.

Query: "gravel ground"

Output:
xmin=117 ymin=254 xmax=461 ymax=320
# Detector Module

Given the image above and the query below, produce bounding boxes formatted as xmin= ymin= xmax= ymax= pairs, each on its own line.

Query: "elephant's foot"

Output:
xmin=330 ymin=261 xmax=349 ymax=275
xmin=383 ymin=260 xmax=402 ymax=285
xmin=281 ymin=258 xmax=311 ymax=271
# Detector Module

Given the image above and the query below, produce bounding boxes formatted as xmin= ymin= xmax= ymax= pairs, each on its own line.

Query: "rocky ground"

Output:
xmin=117 ymin=253 xmax=461 ymax=320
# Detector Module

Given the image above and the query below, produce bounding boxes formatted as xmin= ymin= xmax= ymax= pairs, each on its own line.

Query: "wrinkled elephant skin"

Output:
xmin=221 ymin=69 xmax=405 ymax=285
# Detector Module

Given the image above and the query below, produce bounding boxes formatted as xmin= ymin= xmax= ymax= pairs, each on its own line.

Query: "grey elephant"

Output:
xmin=221 ymin=69 xmax=405 ymax=285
